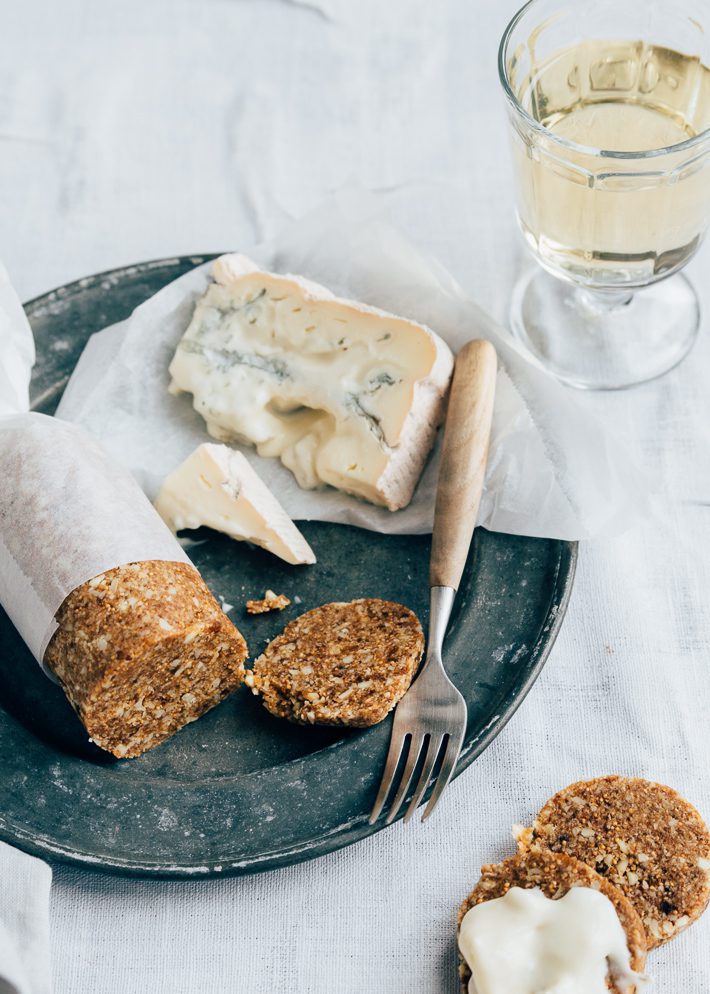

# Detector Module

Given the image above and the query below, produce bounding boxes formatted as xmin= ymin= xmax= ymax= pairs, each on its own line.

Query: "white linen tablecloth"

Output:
xmin=2 ymin=0 xmax=709 ymax=990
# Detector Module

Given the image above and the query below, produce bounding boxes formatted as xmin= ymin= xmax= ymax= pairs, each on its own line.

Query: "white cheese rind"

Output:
xmin=154 ymin=443 xmax=316 ymax=566
xmin=168 ymin=254 xmax=454 ymax=511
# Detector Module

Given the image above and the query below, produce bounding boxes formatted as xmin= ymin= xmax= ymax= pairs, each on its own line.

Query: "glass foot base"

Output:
xmin=510 ymin=268 xmax=700 ymax=390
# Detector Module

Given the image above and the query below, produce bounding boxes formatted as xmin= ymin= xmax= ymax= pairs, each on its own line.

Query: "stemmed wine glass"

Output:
xmin=499 ymin=0 xmax=710 ymax=389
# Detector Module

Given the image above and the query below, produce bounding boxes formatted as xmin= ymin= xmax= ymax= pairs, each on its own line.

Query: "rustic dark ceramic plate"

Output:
xmin=0 ymin=257 xmax=576 ymax=878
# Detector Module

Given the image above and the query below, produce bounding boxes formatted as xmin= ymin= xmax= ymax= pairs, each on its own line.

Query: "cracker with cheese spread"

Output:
xmin=457 ymin=850 xmax=647 ymax=994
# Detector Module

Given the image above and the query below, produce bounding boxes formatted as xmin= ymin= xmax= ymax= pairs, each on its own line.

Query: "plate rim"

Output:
xmin=4 ymin=258 xmax=578 ymax=878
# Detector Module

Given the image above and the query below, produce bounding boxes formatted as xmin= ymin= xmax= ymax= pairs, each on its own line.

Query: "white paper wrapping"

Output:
xmin=0 ymin=276 xmax=190 ymax=666
xmin=0 ymin=262 xmax=34 ymax=418
xmin=0 ymin=414 xmax=191 ymax=663
xmin=57 ymin=197 xmax=648 ymax=540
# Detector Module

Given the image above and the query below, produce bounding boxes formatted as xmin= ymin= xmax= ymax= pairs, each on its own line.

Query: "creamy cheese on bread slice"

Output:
xmin=168 ymin=254 xmax=454 ymax=511
xmin=459 ymin=887 xmax=648 ymax=994
xmin=155 ymin=443 xmax=315 ymax=566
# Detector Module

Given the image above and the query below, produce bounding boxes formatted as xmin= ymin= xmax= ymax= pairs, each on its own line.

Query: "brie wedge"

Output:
xmin=168 ymin=254 xmax=454 ymax=511
xmin=155 ymin=443 xmax=315 ymax=566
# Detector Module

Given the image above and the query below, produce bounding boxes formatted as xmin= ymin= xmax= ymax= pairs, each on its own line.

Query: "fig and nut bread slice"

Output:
xmin=457 ymin=850 xmax=647 ymax=994
xmin=245 ymin=598 xmax=424 ymax=727
xmin=518 ymin=775 xmax=710 ymax=948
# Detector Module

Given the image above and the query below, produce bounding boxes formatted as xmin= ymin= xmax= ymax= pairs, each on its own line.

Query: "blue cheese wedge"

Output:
xmin=168 ymin=254 xmax=454 ymax=511
xmin=155 ymin=443 xmax=315 ymax=566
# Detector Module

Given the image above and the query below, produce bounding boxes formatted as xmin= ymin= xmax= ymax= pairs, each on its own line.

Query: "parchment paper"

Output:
xmin=57 ymin=197 xmax=649 ymax=540
xmin=0 ymin=267 xmax=190 ymax=665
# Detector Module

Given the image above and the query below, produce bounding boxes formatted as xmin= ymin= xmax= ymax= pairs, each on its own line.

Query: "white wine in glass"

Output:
xmin=499 ymin=2 xmax=710 ymax=389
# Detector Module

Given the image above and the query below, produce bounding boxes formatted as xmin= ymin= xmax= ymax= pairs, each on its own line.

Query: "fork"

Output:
xmin=369 ymin=339 xmax=498 ymax=825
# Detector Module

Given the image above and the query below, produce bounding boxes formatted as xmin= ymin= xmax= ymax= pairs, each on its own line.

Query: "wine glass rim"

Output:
xmin=498 ymin=0 xmax=710 ymax=161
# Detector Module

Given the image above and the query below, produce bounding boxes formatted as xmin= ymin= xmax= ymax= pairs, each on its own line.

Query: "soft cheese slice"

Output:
xmin=168 ymin=254 xmax=454 ymax=510
xmin=155 ymin=443 xmax=316 ymax=566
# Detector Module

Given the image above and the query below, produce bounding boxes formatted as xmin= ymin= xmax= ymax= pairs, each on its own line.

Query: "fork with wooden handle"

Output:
xmin=369 ymin=339 xmax=498 ymax=825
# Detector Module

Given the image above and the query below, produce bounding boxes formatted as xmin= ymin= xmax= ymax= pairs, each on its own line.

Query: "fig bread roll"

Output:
xmin=44 ymin=561 xmax=248 ymax=759
xmin=0 ymin=415 xmax=249 ymax=759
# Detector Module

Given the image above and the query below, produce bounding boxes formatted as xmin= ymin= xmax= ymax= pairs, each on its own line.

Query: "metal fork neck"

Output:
xmin=426 ymin=585 xmax=455 ymax=663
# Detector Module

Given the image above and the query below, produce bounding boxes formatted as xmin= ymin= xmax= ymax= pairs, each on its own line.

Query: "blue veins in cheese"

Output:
xmin=167 ymin=254 xmax=454 ymax=511
xmin=154 ymin=443 xmax=315 ymax=567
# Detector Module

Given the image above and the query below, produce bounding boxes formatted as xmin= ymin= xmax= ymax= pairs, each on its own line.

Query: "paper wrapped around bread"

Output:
xmin=0 ymin=413 xmax=248 ymax=758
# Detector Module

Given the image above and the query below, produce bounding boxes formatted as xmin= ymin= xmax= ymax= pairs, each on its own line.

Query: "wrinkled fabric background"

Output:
xmin=1 ymin=0 xmax=709 ymax=992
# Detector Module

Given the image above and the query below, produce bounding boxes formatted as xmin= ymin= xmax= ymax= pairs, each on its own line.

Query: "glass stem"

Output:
xmin=577 ymin=287 xmax=635 ymax=313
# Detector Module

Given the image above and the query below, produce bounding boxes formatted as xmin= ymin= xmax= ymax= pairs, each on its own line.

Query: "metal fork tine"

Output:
xmin=368 ymin=727 xmax=409 ymax=824
xmin=402 ymin=734 xmax=444 ymax=824
xmin=384 ymin=733 xmax=426 ymax=825
xmin=421 ymin=731 xmax=463 ymax=822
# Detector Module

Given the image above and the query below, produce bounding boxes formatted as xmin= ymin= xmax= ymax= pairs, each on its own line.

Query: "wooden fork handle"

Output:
xmin=429 ymin=339 xmax=497 ymax=591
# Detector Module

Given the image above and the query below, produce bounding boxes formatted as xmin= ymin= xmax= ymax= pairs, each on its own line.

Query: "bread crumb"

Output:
xmin=246 ymin=590 xmax=291 ymax=614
